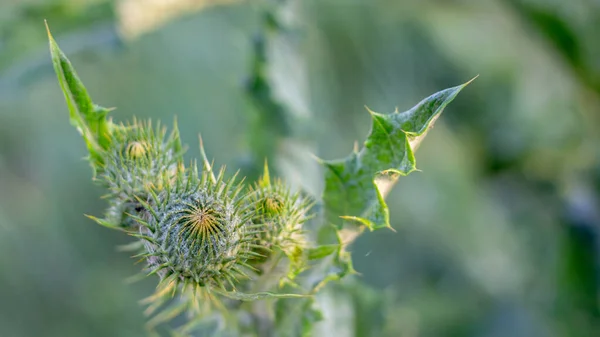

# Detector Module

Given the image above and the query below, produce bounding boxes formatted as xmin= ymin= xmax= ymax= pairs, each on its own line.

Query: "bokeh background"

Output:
xmin=1 ymin=0 xmax=600 ymax=336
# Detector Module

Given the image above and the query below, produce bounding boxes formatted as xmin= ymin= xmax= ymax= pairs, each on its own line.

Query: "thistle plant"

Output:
xmin=46 ymin=9 xmax=473 ymax=335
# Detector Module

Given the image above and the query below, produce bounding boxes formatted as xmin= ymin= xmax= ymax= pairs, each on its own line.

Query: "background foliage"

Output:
xmin=1 ymin=0 xmax=600 ymax=336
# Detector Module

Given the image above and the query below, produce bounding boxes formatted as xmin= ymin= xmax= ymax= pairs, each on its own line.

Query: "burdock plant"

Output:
xmin=46 ymin=11 xmax=474 ymax=335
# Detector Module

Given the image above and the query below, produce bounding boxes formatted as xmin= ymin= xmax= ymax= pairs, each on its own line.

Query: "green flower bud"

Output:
xmin=99 ymin=119 xmax=184 ymax=228
xmin=248 ymin=163 xmax=312 ymax=259
xmin=137 ymin=164 xmax=260 ymax=289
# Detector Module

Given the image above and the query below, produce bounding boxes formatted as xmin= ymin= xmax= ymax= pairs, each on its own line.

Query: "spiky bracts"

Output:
xmin=248 ymin=163 xmax=312 ymax=259
xmin=99 ymin=119 xmax=184 ymax=228
xmin=135 ymin=164 xmax=261 ymax=290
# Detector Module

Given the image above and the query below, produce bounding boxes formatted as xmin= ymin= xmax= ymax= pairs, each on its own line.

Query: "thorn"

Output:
xmin=97 ymin=106 xmax=117 ymax=113
xmin=463 ymin=74 xmax=479 ymax=87
xmin=124 ymin=273 xmax=148 ymax=284
xmin=44 ymin=20 xmax=52 ymax=40
xmin=84 ymin=214 xmax=125 ymax=232
xmin=364 ymin=105 xmax=377 ymax=116
xmin=261 ymin=159 xmax=271 ymax=186
xmin=308 ymin=152 xmax=323 ymax=164
xmin=199 ymin=135 xmax=216 ymax=183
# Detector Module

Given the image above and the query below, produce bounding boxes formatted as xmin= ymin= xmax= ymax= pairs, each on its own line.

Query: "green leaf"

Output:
xmin=46 ymin=21 xmax=111 ymax=171
xmin=307 ymin=228 xmax=357 ymax=294
xmin=321 ymin=79 xmax=475 ymax=230
xmin=307 ymin=245 xmax=338 ymax=261
xmin=211 ymin=288 xmax=309 ymax=301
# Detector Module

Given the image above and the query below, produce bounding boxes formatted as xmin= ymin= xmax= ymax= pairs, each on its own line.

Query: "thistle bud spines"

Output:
xmin=248 ymin=163 xmax=312 ymax=258
xmin=140 ymin=165 xmax=258 ymax=290
xmin=99 ymin=118 xmax=184 ymax=228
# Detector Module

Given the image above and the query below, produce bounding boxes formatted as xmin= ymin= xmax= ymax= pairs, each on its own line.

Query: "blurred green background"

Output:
xmin=1 ymin=0 xmax=600 ymax=336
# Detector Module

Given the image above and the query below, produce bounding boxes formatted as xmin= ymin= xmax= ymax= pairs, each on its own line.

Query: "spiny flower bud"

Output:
xmin=136 ymin=164 xmax=261 ymax=289
xmin=100 ymin=118 xmax=181 ymax=190
xmin=248 ymin=162 xmax=312 ymax=259
xmin=100 ymin=118 xmax=184 ymax=228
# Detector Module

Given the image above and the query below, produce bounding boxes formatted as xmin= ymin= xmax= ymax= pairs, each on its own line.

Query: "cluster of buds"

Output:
xmin=47 ymin=24 xmax=312 ymax=329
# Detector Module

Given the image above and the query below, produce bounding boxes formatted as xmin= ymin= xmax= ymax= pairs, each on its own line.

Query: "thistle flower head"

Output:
xmin=138 ymin=164 xmax=259 ymax=289
xmin=99 ymin=118 xmax=184 ymax=228
xmin=100 ymin=118 xmax=181 ymax=190
xmin=248 ymin=162 xmax=312 ymax=256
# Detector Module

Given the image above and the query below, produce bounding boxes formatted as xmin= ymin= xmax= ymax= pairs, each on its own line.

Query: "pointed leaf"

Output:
xmin=307 ymin=245 xmax=338 ymax=261
xmin=322 ymin=79 xmax=474 ymax=230
xmin=46 ymin=22 xmax=111 ymax=169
